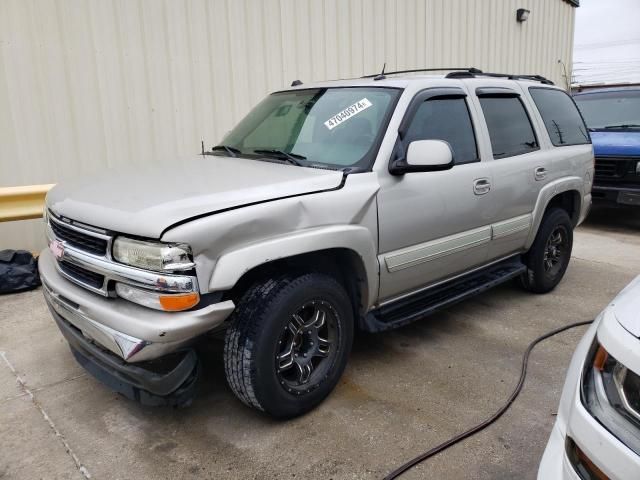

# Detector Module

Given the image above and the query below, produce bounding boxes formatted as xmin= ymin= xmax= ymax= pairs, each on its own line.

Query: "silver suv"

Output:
xmin=39 ymin=68 xmax=594 ymax=417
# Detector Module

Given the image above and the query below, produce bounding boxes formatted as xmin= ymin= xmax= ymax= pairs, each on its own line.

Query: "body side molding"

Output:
xmin=384 ymin=225 xmax=492 ymax=273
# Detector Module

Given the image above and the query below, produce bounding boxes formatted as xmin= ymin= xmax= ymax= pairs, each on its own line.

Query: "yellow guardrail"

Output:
xmin=0 ymin=184 xmax=55 ymax=222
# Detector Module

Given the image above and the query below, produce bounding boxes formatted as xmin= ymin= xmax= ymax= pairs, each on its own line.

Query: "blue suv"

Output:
xmin=574 ymin=87 xmax=640 ymax=207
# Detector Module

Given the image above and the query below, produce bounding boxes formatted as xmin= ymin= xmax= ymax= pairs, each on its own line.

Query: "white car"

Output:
xmin=539 ymin=276 xmax=640 ymax=479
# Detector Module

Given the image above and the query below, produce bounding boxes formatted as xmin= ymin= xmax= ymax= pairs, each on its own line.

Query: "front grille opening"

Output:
xmin=59 ymin=261 xmax=105 ymax=289
xmin=137 ymin=351 xmax=191 ymax=375
xmin=594 ymin=157 xmax=638 ymax=181
xmin=595 ymin=160 xmax=618 ymax=179
xmin=50 ymin=220 xmax=108 ymax=256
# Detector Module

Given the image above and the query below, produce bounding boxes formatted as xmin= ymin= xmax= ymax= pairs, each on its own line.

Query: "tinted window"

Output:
xmin=574 ymin=90 xmax=640 ymax=130
xmin=404 ymin=98 xmax=478 ymax=164
xmin=530 ymin=88 xmax=589 ymax=146
xmin=479 ymin=96 xmax=538 ymax=159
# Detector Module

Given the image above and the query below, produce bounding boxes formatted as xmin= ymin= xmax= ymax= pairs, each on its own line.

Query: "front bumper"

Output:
xmin=538 ymin=316 xmax=640 ymax=479
xmin=50 ymin=305 xmax=199 ymax=406
xmin=592 ymin=185 xmax=640 ymax=206
xmin=39 ymin=248 xmax=235 ymax=362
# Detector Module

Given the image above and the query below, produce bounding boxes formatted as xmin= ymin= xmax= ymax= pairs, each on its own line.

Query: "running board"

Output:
xmin=362 ymin=258 xmax=527 ymax=333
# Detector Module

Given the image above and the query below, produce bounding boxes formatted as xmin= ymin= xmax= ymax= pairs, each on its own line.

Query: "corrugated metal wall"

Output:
xmin=0 ymin=0 xmax=575 ymax=251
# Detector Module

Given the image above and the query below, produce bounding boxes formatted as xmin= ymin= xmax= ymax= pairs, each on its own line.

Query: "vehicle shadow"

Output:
xmin=582 ymin=203 xmax=640 ymax=233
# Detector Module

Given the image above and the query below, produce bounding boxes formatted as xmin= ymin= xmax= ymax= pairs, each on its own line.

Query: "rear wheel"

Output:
xmin=519 ymin=208 xmax=573 ymax=293
xmin=223 ymin=273 xmax=353 ymax=418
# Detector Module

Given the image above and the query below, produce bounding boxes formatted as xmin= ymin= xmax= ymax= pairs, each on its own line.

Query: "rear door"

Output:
xmin=469 ymin=84 xmax=551 ymax=260
xmin=527 ymin=86 xmax=592 ymax=186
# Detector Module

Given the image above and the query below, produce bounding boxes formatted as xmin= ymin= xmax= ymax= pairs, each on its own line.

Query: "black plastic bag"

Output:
xmin=0 ymin=250 xmax=41 ymax=294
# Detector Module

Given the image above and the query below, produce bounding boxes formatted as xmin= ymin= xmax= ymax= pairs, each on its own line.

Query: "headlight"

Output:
xmin=636 ymin=161 xmax=640 ymax=175
xmin=115 ymin=283 xmax=199 ymax=312
xmin=112 ymin=237 xmax=195 ymax=272
xmin=582 ymin=341 xmax=640 ymax=455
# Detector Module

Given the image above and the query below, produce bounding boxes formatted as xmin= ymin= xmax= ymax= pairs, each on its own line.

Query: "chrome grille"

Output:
xmin=59 ymin=261 xmax=106 ymax=290
xmin=45 ymin=209 xmax=199 ymax=298
xmin=46 ymin=210 xmax=113 ymax=295
xmin=49 ymin=219 xmax=108 ymax=256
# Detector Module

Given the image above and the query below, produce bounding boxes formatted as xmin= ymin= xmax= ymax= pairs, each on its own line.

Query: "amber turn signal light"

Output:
xmin=593 ymin=345 xmax=609 ymax=371
xmin=159 ymin=292 xmax=200 ymax=311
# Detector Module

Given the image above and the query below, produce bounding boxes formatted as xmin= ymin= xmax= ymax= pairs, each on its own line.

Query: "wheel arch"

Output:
xmin=526 ymin=178 xmax=584 ymax=249
xmin=208 ymin=226 xmax=379 ymax=317
xmin=545 ymin=190 xmax=581 ymax=226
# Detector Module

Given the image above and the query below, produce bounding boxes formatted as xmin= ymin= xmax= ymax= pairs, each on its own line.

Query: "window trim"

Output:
xmin=475 ymin=87 xmax=520 ymax=98
xmin=389 ymin=87 xmax=480 ymax=173
xmin=477 ymin=92 xmax=541 ymax=160
xmin=529 ymin=86 xmax=591 ymax=147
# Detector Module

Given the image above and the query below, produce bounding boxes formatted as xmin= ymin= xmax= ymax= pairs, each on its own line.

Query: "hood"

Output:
xmin=611 ymin=275 xmax=640 ymax=338
xmin=47 ymin=156 xmax=344 ymax=238
xmin=590 ymin=130 xmax=640 ymax=157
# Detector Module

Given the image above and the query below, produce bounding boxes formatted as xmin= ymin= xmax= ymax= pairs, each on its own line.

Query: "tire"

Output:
xmin=223 ymin=273 xmax=354 ymax=418
xmin=519 ymin=208 xmax=573 ymax=294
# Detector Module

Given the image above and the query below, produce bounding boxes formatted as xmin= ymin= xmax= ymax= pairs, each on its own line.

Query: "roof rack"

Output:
xmin=362 ymin=67 xmax=482 ymax=80
xmin=445 ymin=70 xmax=554 ymax=85
xmin=360 ymin=66 xmax=554 ymax=85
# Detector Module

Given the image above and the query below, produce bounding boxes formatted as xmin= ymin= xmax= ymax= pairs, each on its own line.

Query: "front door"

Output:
xmin=377 ymin=88 xmax=494 ymax=302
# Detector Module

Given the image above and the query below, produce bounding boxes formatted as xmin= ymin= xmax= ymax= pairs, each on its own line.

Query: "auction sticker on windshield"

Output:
xmin=324 ymin=98 xmax=372 ymax=130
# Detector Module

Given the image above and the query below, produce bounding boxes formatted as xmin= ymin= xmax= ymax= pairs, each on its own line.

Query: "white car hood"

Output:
xmin=46 ymin=155 xmax=344 ymax=238
xmin=611 ymin=275 xmax=640 ymax=338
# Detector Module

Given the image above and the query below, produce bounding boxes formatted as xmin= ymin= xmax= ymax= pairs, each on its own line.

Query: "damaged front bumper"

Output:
xmin=39 ymin=248 xmax=235 ymax=405
xmin=50 ymin=305 xmax=199 ymax=406
xmin=39 ymin=248 xmax=234 ymax=362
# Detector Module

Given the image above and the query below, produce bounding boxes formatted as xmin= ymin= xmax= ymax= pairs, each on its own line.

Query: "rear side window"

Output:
xmin=529 ymin=88 xmax=590 ymax=146
xmin=404 ymin=97 xmax=478 ymax=165
xmin=479 ymin=96 xmax=538 ymax=159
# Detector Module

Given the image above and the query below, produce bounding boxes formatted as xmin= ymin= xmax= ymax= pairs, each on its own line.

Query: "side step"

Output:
xmin=362 ymin=257 xmax=527 ymax=333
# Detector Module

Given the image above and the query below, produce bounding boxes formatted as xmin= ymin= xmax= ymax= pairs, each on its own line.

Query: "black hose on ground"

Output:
xmin=383 ymin=319 xmax=594 ymax=480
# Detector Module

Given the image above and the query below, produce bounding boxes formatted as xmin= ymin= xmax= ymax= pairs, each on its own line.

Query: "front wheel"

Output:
xmin=519 ymin=208 xmax=573 ymax=293
xmin=223 ymin=273 xmax=353 ymax=418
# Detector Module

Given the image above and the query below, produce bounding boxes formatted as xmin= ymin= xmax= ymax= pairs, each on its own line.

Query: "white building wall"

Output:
xmin=0 ymin=0 xmax=576 ymax=251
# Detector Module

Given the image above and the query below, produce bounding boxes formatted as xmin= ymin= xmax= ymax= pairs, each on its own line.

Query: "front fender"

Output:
xmin=525 ymin=176 xmax=585 ymax=249
xmin=208 ymin=225 xmax=379 ymax=308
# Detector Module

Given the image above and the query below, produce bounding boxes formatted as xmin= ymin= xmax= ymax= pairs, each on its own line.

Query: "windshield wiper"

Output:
xmin=602 ymin=124 xmax=640 ymax=130
xmin=209 ymin=145 xmax=242 ymax=157
xmin=253 ymin=149 xmax=307 ymax=166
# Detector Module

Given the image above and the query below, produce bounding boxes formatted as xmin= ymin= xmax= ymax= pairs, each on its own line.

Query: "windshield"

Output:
xmin=574 ymin=90 xmax=640 ymax=130
xmin=219 ymin=87 xmax=400 ymax=169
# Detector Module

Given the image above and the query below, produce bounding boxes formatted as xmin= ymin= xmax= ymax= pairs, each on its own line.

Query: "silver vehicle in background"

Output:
xmin=39 ymin=68 xmax=593 ymax=417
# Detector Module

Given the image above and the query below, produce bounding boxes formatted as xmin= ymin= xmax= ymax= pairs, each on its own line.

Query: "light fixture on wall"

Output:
xmin=516 ymin=8 xmax=530 ymax=22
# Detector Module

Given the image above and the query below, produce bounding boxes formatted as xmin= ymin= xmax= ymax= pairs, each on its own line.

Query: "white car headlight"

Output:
xmin=112 ymin=237 xmax=195 ymax=272
xmin=582 ymin=341 xmax=640 ymax=456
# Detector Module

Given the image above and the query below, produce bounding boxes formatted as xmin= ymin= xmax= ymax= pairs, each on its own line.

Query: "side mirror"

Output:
xmin=390 ymin=139 xmax=454 ymax=174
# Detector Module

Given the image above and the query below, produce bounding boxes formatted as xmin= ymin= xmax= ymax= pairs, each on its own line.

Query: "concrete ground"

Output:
xmin=1 ymin=205 xmax=639 ymax=480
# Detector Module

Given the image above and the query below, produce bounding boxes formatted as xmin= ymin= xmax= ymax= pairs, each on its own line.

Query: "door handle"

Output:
xmin=534 ymin=167 xmax=548 ymax=181
xmin=473 ymin=178 xmax=491 ymax=195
